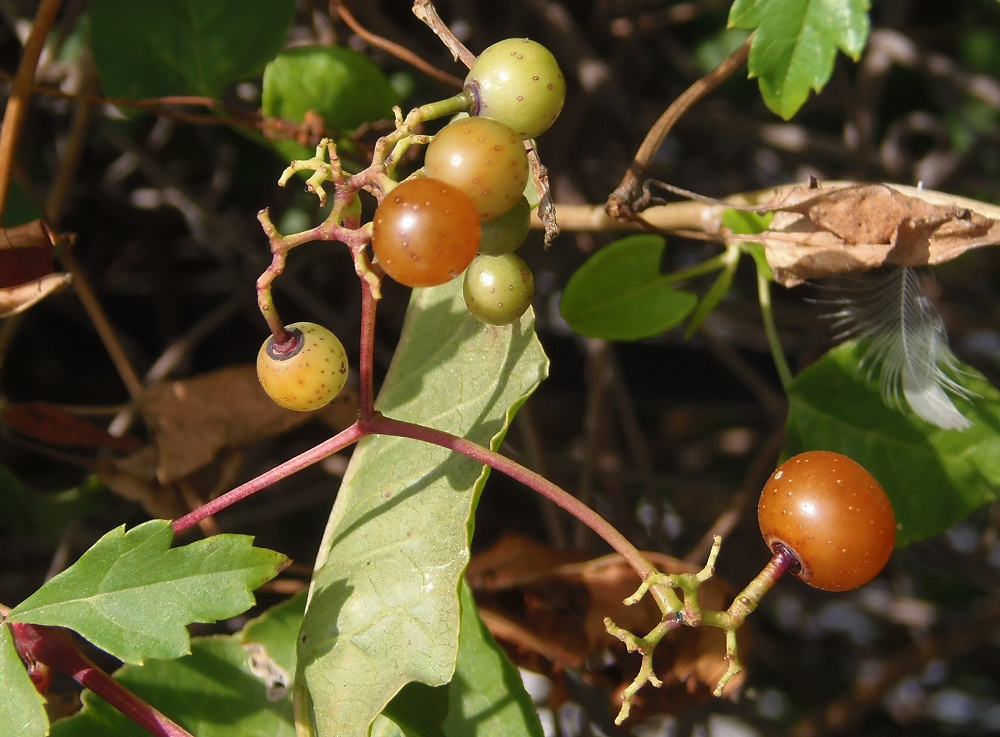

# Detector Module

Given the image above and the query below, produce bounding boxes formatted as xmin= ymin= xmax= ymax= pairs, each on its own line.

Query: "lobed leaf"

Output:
xmin=729 ymin=0 xmax=870 ymax=119
xmin=298 ymin=276 xmax=548 ymax=737
xmin=786 ymin=342 xmax=1000 ymax=544
xmin=9 ymin=520 xmax=287 ymax=663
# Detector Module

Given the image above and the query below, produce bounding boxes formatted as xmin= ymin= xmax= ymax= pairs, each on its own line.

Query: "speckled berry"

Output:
xmin=463 ymin=253 xmax=534 ymax=325
xmin=758 ymin=451 xmax=896 ymax=592
xmin=424 ymin=116 xmax=529 ymax=220
xmin=465 ymin=38 xmax=565 ymax=140
xmin=256 ymin=322 xmax=349 ymax=411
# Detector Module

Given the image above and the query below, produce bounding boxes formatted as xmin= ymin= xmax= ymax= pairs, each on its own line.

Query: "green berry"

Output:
xmin=257 ymin=322 xmax=349 ymax=411
xmin=463 ymin=253 xmax=534 ymax=325
xmin=478 ymin=196 xmax=531 ymax=255
xmin=465 ymin=38 xmax=566 ymax=140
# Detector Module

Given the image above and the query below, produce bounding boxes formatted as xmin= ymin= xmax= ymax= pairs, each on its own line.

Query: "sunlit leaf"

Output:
xmin=786 ymin=341 xmax=1000 ymax=544
xmin=50 ymin=596 xmax=305 ymax=737
xmin=729 ymin=0 xmax=870 ymax=119
xmin=298 ymin=276 xmax=548 ymax=736
xmin=262 ymin=46 xmax=398 ymax=161
xmin=0 ymin=624 xmax=48 ymax=737
xmin=560 ymin=235 xmax=697 ymax=340
xmin=9 ymin=520 xmax=287 ymax=663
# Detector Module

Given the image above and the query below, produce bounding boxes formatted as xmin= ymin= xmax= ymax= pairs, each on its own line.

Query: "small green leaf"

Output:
xmin=787 ymin=342 xmax=1000 ymax=544
xmin=298 ymin=277 xmax=548 ymax=737
xmin=50 ymin=604 xmax=301 ymax=737
xmin=729 ymin=0 xmax=870 ymax=119
xmin=262 ymin=46 xmax=399 ymax=161
xmin=89 ymin=0 xmax=295 ymax=98
xmin=560 ymin=235 xmax=698 ymax=340
xmin=0 ymin=624 xmax=48 ymax=737
xmin=9 ymin=520 xmax=287 ymax=663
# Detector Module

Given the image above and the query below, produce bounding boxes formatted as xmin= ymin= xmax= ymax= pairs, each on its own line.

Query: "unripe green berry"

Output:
xmin=465 ymin=38 xmax=565 ymax=140
xmin=463 ymin=253 xmax=534 ymax=325
xmin=257 ymin=322 xmax=348 ymax=411
xmin=479 ymin=196 xmax=531 ymax=255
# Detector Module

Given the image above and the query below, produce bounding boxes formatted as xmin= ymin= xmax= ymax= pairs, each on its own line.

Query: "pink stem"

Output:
xmin=369 ymin=415 xmax=661 ymax=583
xmin=9 ymin=622 xmax=194 ymax=737
xmin=172 ymin=421 xmax=366 ymax=535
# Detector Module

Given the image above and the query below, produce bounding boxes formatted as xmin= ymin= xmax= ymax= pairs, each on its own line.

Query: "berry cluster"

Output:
xmin=255 ymin=38 xmax=564 ymax=410
xmin=372 ymin=38 xmax=563 ymax=324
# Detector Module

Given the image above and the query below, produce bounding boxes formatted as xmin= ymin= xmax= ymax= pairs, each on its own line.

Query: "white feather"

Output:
xmin=832 ymin=267 xmax=973 ymax=430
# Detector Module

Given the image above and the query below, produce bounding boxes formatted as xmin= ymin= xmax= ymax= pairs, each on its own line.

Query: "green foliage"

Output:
xmin=729 ymin=0 xmax=870 ymax=119
xmin=8 ymin=520 xmax=287 ymax=663
xmin=89 ymin=0 xmax=295 ymax=98
xmin=786 ymin=342 xmax=1000 ymax=545
xmin=559 ymin=235 xmax=698 ymax=340
xmin=262 ymin=46 xmax=400 ymax=161
xmin=298 ymin=277 xmax=548 ymax=736
xmin=440 ymin=581 xmax=544 ymax=736
xmin=383 ymin=581 xmax=544 ymax=736
xmin=0 ymin=624 xmax=48 ymax=737
xmin=49 ymin=595 xmax=305 ymax=737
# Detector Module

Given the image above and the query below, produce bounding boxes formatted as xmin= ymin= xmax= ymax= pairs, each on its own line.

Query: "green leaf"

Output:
xmin=441 ymin=581 xmax=544 ymax=736
xmin=786 ymin=342 xmax=1000 ymax=544
xmin=9 ymin=520 xmax=287 ymax=663
xmin=0 ymin=624 xmax=48 ymax=737
xmin=262 ymin=46 xmax=399 ymax=161
xmin=382 ymin=581 xmax=544 ymax=737
xmin=298 ymin=276 xmax=548 ymax=737
xmin=89 ymin=0 xmax=295 ymax=98
xmin=560 ymin=235 xmax=698 ymax=340
xmin=50 ymin=596 xmax=304 ymax=737
xmin=729 ymin=0 xmax=870 ymax=119
xmin=721 ymin=208 xmax=772 ymax=235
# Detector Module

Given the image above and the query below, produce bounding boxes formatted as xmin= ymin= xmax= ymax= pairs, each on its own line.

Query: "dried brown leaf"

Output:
xmin=0 ymin=272 xmax=73 ymax=317
xmin=733 ymin=182 xmax=1000 ymax=286
xmin=467 ymin=532 xmax=747 ymax=720
xmin=0 ymin=220 xmax=73 ymax=314
xmin=138 ymin=364 xmax=357 ymax=483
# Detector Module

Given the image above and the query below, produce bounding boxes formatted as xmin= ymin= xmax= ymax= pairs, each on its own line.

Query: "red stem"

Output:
xmin=369 ymin=415 xmax=660 ymax=582
xmin=9 ymin=622 xmax=193 ymax=737
xmin=172 ymin=422 xmax=366 ymax=535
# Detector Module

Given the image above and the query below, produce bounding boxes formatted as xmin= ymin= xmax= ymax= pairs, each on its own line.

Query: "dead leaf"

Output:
xmin=138 ymin=364 xmax=357 ymax=483
xmin=731 ymin=182 xmax=1000 ymax=286
xmin=96 ymin=446 xmax=242 ymax=520
xmin=1 ymin=401 xmax=141 ymax=453
xmin=467 ymin=532 xmax=747 ymax=721
xmin=0 ymin=220 xmax=74 ymax=315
